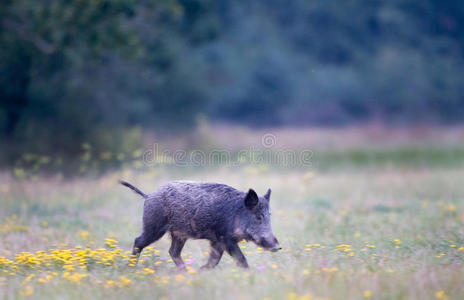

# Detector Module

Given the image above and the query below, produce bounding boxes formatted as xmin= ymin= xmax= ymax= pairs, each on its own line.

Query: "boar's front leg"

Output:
xmin=225 ymin=240 xmax=249 ymax=268
xmin=169 ymin=234 xmax=187 ymax=270
xmin=201 ymin=241 xmax=225 ymax=269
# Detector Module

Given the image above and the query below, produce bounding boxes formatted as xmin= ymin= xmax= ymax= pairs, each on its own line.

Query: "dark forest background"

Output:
xmin=1 ymin=0 xmax=464 ymax=164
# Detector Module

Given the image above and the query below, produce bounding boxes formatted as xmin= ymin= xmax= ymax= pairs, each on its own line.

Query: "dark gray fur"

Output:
xmin=119 ymin=180 xmax=281 ymax=269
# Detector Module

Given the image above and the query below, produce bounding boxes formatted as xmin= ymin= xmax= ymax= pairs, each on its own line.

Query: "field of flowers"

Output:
xmin=1 ymin=132 xmax=464 ymax=299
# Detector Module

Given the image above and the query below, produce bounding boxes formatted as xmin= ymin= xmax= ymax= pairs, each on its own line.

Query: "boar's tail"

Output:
xmin=119 ymin=180 xmax=147 ymax=198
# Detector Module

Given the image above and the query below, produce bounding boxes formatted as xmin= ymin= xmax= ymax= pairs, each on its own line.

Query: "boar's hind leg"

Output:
xmin=201 ymin=241 xmax=225 ymax=269
xmin=225 ymin=240 xmax=249 ymax=268
xmin=169 ymin=234 xmax=187 ymax=270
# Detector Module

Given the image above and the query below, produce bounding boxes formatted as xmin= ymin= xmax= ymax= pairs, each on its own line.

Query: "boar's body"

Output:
xmin=121 ymin=180 xmax=280 ymax=269
xmin=154 ymin=182 xmax=243 ymax=240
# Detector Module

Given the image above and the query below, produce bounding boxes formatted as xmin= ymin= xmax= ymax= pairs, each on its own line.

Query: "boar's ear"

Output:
xmin=264 ymin=188 xmax=271 ymax=201
xmin=245 ymin=189 xmax=259 ymax=209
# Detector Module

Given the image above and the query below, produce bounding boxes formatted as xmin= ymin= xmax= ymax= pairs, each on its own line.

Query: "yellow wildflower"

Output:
xmin=119 ymin=276 xmax=131 ymax=287
xmin=21 ymin=285 xmax=34 ymax=296
xmin=447 ymin=205 xmax=456 ymax=212
xmin=143 ymin=268 xmax=155 ymax=275
xmin=176 ymin=274 xmax=185 ymax=281
xmin=435 ymin=290 xmax=448 ymax=300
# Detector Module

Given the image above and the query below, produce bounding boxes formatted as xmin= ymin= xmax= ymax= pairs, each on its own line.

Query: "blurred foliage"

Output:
xmin=1 ymin=0 xmax=464 ymax=166
xmin=0 ymin=0 xmax=218 ymax=163
xmin=206 ymin=0 xmax=464 ymax=125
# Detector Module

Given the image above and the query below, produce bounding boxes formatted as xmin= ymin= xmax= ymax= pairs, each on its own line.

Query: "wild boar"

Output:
xmin=119 ymin=180 xmax=281 ymax=269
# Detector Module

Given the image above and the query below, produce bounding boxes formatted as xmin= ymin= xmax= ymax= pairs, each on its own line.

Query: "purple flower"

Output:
xmin=319 ymin=257 xmax=329 ymax=268
xmin=256 ymin=265 xmax=265 ymax=271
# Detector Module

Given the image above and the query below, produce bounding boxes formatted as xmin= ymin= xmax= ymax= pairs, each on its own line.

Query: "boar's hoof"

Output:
xmin=200 ymin=264 xmax=212 ymax=270
xmin=176 ymin=264 xmax=187 ymax=271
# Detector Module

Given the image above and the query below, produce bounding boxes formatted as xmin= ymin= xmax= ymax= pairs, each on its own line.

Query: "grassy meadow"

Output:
xmin=1 ymin=127 xmax=464 ymax=299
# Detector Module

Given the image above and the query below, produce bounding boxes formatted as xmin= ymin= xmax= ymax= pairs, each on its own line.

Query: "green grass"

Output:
xmin=1 ymin=161 xmax=464 ymax=299
xmin=314 ymin=146 xmax=464 ymax=170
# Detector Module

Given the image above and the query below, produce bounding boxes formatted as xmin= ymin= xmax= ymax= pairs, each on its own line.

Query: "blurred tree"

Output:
xmin=0 ymin=0 xmax=139 ymax=152
xmin=0 ymin=0 xmax=222 ymax=162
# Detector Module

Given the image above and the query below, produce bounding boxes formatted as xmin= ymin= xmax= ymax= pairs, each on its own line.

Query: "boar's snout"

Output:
xmin=270 ymin=244 xmax=282 ymax=252
xmin=260 ymin=236 xmax=281 ymax=252
xmin=269 ymin=237 xmax=282 ymax=252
